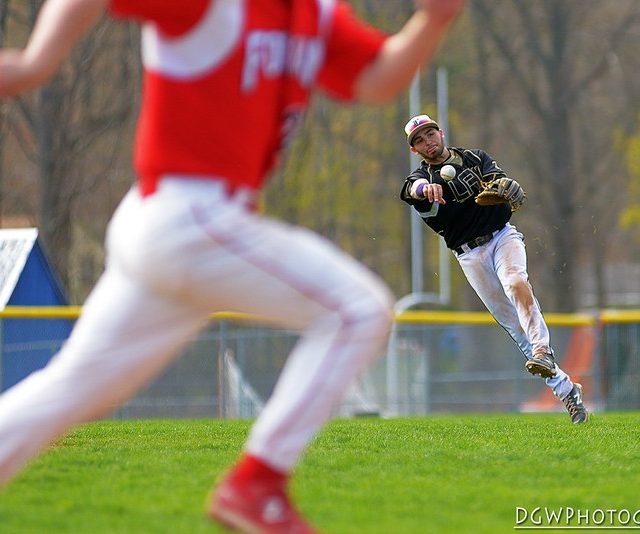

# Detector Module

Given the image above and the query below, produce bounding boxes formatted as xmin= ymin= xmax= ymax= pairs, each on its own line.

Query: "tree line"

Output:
xmin=1 ymin=0 xmax=639 ymax=311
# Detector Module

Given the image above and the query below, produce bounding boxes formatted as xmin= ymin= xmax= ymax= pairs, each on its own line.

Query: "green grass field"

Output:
xmin=0 ymin=413 xmax=638 ymax=533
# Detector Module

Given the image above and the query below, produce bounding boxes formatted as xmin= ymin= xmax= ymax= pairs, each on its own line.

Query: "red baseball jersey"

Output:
xmin=109 ymin=0 xmax=387 ymax=195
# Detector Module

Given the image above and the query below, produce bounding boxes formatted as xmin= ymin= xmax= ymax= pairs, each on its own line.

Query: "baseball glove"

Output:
xmin=475 ymin=177 xmax=525 ymax=212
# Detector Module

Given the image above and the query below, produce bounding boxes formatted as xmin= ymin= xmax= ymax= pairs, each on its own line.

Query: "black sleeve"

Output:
xmin=476 ymin=149 xmax=509 ymax=182
xmin=400 ymin=180 xmax=414 ymax=202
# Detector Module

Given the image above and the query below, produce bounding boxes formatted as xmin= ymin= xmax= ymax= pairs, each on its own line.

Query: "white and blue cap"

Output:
xmin=404 ymin=114 xmax=440 ymax=146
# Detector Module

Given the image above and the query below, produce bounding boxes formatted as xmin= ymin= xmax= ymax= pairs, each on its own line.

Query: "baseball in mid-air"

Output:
xmin=440 ymin=165 xmax=456 ymax=180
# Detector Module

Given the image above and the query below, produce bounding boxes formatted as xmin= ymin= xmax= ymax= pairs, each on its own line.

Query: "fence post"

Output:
xmin=591 ymin=311 xmax=605 ymax=411
xmin=386 ymin=324 xmax=399 ymax=416
xmin=0 ymin=317 xmax=3 ymax=391
xmin=217 ymin=320 xmax=227 ymax=418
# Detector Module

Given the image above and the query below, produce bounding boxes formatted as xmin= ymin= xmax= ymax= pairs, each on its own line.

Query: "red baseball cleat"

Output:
xmin=207 ymin=469 xmax=319 ymax=534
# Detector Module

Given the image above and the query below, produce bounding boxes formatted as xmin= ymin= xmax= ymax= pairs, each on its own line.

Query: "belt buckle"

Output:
xmin=470 ymin=234 xmax=489 ymax=250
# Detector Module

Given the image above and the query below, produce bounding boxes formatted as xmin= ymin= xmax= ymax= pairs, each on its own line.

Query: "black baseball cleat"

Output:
xmin=562 ymin=383 xmax=589 ymax=424
xmin=525 ymin=353 xmax=557 ymax=378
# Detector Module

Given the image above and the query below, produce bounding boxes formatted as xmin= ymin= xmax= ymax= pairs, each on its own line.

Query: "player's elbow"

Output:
xmin=0 ymin=51 xmax=58 ymax=97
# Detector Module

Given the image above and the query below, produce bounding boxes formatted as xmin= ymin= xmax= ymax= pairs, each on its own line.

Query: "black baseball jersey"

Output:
xmin=400 ymin=147 xmax=513 ymax=250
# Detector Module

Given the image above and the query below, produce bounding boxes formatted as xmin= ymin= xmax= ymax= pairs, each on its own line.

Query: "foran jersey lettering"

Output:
xmin=242 ymin=32 xmax=325 ymax=91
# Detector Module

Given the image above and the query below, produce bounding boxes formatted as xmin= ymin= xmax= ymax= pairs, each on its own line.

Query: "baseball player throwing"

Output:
xmin=401 ymin=114 xmax=588 ymax=424
xmin=0 ymin=1 xmax=465 ymax=532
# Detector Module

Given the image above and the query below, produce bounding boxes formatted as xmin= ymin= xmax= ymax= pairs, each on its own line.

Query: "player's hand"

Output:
xmin=410 ymin=179 xmax=447 ymax=204
xmin=414 ymin=0 xmax=465 ymax=25
xmin=475 ymin=177 xmax=525 ymax=212
xmin=423 ymin=182 xmax=446 ymax=204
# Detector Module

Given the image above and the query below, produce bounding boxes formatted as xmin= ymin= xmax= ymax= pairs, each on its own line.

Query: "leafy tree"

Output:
xmin=1 ymin=1 xmax=139 ymax=300
xmin=620 ymin=119 xmax=640 ymax=242
xmin=468 ymin=0 xmax=640 ymax=310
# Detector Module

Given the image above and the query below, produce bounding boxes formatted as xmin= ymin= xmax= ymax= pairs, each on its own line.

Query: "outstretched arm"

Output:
xmin=355 ymin=0 xmax=465 ymax=104
xmin=0 ymin=0 xmax=108 ymax=97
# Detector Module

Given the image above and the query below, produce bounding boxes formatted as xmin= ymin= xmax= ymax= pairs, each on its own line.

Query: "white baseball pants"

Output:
xmin=0 ymin=177 xmax=394 ymax=483
xmin=455 ymin=223 xmax=573 ymax=399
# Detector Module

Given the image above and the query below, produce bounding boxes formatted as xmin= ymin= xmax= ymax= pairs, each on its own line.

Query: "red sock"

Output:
xmin=231 ymin=454 xmax=287 ymax=485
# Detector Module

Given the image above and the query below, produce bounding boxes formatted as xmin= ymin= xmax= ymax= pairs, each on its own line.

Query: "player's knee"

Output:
xmin=363 ymin=290 xmax=394 ymax=334
xmin=505 ymin=274 xmax=534 ymax=304
xmin=342 ymin=281 xmax=395 ymax=338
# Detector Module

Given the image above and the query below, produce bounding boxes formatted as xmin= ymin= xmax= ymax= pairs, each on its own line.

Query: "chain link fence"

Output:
xmin=1 ymin=308 xmax=638 ymax=418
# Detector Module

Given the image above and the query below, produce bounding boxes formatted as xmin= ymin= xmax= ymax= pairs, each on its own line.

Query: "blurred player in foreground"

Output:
xmin=0 ymin=1 xmax=465 ymax=532
xmin=400 ymin=115 xmax=588 ymax=425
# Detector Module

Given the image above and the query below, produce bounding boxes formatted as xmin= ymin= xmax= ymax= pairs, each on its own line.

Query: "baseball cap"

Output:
xmin=404 ymin=114 xmax=440 ymax=146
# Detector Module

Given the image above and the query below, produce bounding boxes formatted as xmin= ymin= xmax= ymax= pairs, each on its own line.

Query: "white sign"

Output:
xmin=0 ymin=228 xmax=38 ymax=309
